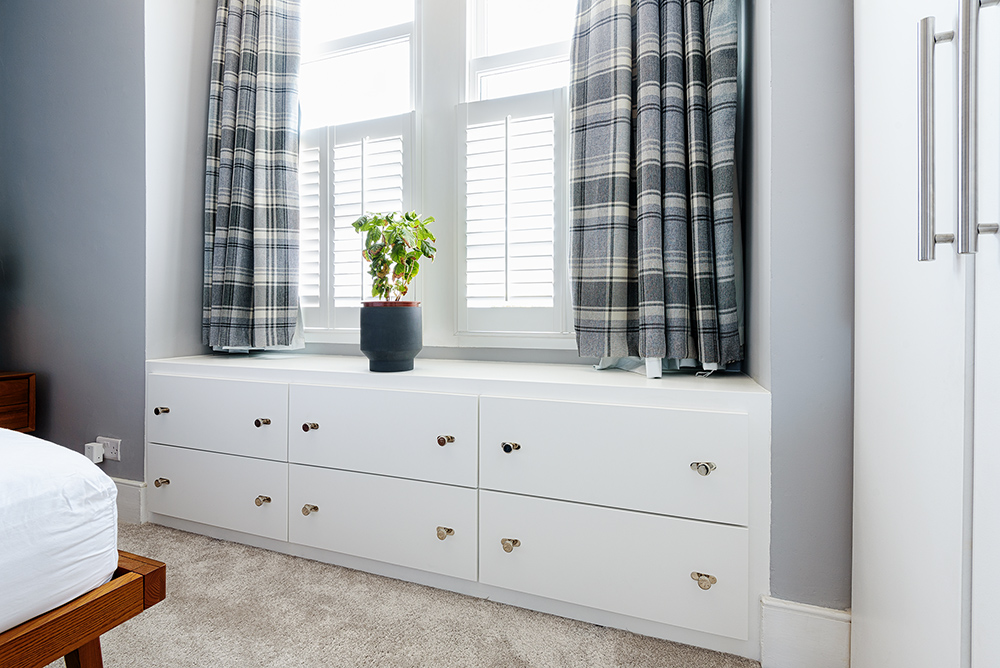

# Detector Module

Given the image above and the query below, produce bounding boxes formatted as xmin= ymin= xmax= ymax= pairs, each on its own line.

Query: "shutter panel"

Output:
xmin=299 ymin=145 xmax=322 ymax=309
xmin=332 ymin=134 xmax=405 ymax=307
xmin=465 ymin=113 xmax=555 ymax=309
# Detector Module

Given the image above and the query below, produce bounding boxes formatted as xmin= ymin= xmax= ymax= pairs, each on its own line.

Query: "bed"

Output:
xmin=0 ymin=429 xmax=165 ymax=668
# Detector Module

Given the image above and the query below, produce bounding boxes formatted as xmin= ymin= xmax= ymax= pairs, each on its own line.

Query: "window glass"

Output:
xmin=301 ymin=0 xmax=414 ymax=45
xmin=477 ymin=60 xmax=571 ymax=101
xmin=300 ymin=40 xmax=411 ymax=129
xmin=481 ymin=0 xmax=576 ymax=56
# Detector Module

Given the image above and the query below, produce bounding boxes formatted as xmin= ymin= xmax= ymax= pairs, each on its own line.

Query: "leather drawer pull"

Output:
xmin=254 ymin=495 xmax=272 ymax=506
xmin=254 ymin=418 xmax=271 ymax=428
xmin=153 ymin=406 xmax=170 ymax=415
xmin=302 ymin=422 xmax=320 ymax=432
xmin=153 ymin=477 xmax=170 ymax=487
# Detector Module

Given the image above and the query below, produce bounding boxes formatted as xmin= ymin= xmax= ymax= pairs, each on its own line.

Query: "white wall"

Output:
xmin=0 ymin=0 xmax=148 ymax=481
xmin=144 ymin=0 xmax=216 ymax=361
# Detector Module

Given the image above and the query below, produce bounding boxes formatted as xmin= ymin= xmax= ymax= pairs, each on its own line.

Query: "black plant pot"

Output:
xmin=359 ymin=302 xmax=422 ymax=372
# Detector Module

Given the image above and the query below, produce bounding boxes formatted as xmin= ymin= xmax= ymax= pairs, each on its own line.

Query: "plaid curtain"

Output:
xmin=203 ymin=0 xmax=301 ymax=349
xmin=570 ymin=0 xmax=742 ymax=366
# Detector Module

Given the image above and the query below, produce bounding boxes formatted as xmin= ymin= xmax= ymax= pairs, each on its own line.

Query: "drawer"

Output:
xmin=289 ymin=384 xmax=478 ymax=487
xmin=0 ymin=404 xmax=30 ymax=431
xmin=147 ymin=443 xmax=288 ymax=541
xmin=0 ymin=378 xmax=30 ymax=407
xmin=479 ymin=490 xmax=749 ymax=640
xmin=288 ymin=465 xmax=477 ymax=581
xmin=480 ymin=396 xmax=748 ymax=525
xmin=147 ymin=374 xmax=288 ymax=461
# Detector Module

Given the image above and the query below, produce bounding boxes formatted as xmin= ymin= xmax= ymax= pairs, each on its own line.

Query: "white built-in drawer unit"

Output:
xmin=144 ymin=355 xmax=769 ymax=660
xmin=288 ymin=464 xmax=478 ymax=581
xmin=147 ymin=443 xmax=288 ymax=541
xmin=479 ymin=490 xmax=749 ymax=640
xmin=147 ymin=374 xmax=288 ymax=461
xmin=480 ymin=396 xmax=749 ymax=526
xmin=288 ymin=384 xmax=478 ymax=487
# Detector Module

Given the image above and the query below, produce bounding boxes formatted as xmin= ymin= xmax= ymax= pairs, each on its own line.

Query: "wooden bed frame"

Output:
xmin=0 ymin=551 xmax=165 ymax=668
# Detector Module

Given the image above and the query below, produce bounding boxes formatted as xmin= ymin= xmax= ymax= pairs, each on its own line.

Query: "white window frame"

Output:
xmin=300 ymin=0 xmax=576 ymax=350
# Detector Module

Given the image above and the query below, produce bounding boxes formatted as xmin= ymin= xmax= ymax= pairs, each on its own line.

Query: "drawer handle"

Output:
xmin=153 ymin=406 xmax=170 ymax=415
xmin=302 ymin=422 xmax=320 ymax=432
xmin=690 ymin=572 xmax=718 ymax=590
xmin=255 ymin=495 xmax=272 ymax=507
xmin=153 ymin=477 xmax=170 ymax=488
xmin=436 ymin=526 xmax=455 ymax=540
xmin=301 ymin=504 xmax=319 ymax=516
xmin=501 ymin=538 xmax=521 ymax=553
xmin=254 ymin=418 xmax=272 ymax=428
xmin=437 ymin=435 xmax=455 ymax=446
xmin=690 ymin=462 xmax=717 ymax=477
xmin=501 ymin=441 xmax=521 ymax=454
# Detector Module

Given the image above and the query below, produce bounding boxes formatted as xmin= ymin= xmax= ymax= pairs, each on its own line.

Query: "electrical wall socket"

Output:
xmin=96 ymin=436 xmax=121 ymax=461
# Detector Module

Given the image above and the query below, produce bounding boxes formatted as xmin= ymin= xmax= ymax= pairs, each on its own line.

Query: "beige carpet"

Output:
xmin=52 ymin=523 xmax=759 ymax=667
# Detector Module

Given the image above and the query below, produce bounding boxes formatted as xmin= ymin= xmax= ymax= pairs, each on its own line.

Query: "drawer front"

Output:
xmin=289 ymin=384 xmax=478 ymax=487
xmin=480 ymin=396 xmax=749 ymax=525
xmin=288 ymin=465 xmax=477 ymax=581
xmin=0 ymin=378 xmax=29 ymax=407
xmin=147 ymin=444 xmax=288 ymax=541
xmin=147 ymin=374 xmax=288 ymax=461
xmin=0 ymin=404 xmax=29 ymax=431
xmin=479 ymin=491 xmax=749 ymax=640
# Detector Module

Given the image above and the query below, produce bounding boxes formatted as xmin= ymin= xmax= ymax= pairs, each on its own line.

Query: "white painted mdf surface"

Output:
xmin=288 ymin=465 xmax=478 ymax=581
xmin=480 ymin=396 xmax=748 ymax=525
xmin=853 ymin=1 xmax=969 ymax=666
xmin=288 ymin=384 xmax=479 ymax=487
xmin=147 ymin=443 xmax=288 ymax=541
xmin=478 ymin=490 xmax=749 ymax=640
xmin=972 ymin=6 xmax=1000 ymax=665
xmin=147 ymin=374 xmax=289 ymax=461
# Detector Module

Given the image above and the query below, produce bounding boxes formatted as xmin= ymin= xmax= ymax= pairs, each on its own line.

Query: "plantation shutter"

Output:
xmin=298 ymin=142 xmax=322 ymax=309
xmin=460 ymin=89 xmax=569 ymax=335
xmin=299 ymin=113 xmax=412 ymax=334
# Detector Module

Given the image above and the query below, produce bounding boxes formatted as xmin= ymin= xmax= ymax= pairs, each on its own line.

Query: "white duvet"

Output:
xmin=0 ymin=429 xmax=118 ymax=633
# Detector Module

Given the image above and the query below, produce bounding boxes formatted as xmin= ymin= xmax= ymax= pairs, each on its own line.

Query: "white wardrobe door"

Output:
xmin=973 ymin=7 xmax=1000 ymax=665
xmin=853 ymin=1 xmax=969 ymax=667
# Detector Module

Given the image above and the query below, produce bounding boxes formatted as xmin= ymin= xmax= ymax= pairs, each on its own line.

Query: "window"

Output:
xmin=298 ymin=0 xmax=577 ymax=347
xmin=298 ymin=1 xmax=414 ymax=333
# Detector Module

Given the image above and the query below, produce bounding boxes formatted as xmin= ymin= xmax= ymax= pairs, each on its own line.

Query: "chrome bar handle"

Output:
xmin=918 ymin=19 xmax=955 ymax=261
xmin=919 ymin=17 xmax=937 ymax=260
xmin=958 ymin=0 xmax=980 ymax=254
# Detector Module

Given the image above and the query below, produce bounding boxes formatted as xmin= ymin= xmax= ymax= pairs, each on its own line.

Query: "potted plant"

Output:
xmin=352 ymin=211 xmax=436 ymax=372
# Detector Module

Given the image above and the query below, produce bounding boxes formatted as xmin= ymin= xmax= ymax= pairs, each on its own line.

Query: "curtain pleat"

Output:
xmin=570 ymin=0 xmax=742 ymax=367
xmin=203 ymin=0 xmax=300 ymax=349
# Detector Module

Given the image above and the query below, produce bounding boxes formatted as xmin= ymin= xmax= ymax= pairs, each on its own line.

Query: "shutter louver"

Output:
xmin=299 ymin=146 xmax=322 ymax=309
xmin=332 ymin=135 xmax=405 ymax=307
xmin=465 ymin=114 xmax=555 ymax=308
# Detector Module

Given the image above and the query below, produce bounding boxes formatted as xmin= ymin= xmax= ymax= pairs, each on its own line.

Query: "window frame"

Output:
xmin=299 ymin=0 xmax=576 ymax=351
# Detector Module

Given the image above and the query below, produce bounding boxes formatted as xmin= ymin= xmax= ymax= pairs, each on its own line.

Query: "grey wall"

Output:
xmin=0 ymin=0 xmax=147 ymax=481
xmin=751 ymin=0 xmax=856 ymax=610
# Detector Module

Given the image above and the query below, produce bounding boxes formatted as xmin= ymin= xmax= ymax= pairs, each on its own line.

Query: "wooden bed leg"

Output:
xmin=64 ymin=637 xmax=103 ymax=668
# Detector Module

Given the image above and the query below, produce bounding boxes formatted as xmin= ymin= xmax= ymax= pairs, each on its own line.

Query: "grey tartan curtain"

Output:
xmin=203 ymin=0 xmax=301 ymax=349
xmin=570 ymin=0 xmax=742 ymax=367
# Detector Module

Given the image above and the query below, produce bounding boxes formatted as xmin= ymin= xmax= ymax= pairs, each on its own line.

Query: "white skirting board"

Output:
xmin=760 ymin=596 xmax=851 ymax=668
xmin=112 ymin=477 xmax=148 ymax=524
